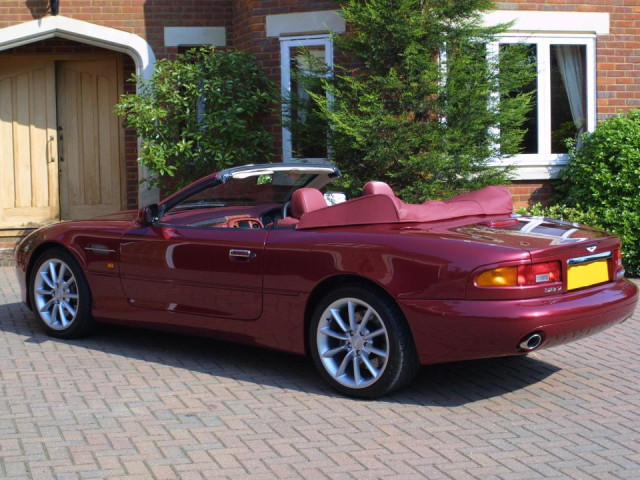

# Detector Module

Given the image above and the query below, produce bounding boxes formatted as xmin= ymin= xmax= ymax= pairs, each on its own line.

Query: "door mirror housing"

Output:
xmin=324 ymin=192 xmax=347 ymax=205
xmin=137 ymin=204 xmax=160 ymax=226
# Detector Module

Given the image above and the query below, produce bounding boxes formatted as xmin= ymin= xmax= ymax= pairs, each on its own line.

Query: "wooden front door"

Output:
xmin=0 ymin=59 xmax=59 ymax=228
xmin=56 ymin=60 xmax=122 ymax=220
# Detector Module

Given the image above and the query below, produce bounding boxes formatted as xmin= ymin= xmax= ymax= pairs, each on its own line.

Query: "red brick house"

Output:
xmin=0 ymin=0 xmax=637 ymax=233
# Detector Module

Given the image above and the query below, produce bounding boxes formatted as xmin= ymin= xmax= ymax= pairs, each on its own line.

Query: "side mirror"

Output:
xmin=324 ymin=192 xmax=347 ymax=206
xmin=137 ymin=204 xmax=160 ymax=226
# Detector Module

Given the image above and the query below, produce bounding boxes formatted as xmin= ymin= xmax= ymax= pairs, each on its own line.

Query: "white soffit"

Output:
xmin=0 ymin=16 xmax=155 ymax=79
xmin=164 ymin=27 xmax=226 ymax=47
xmin=483 ymin=10 xmax=610 ymax=35
xmin=266 ymin=10 xmax=346 ymax=37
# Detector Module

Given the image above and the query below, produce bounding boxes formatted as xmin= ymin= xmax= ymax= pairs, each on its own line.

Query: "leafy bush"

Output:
xmin=116 ymin=47 xmax=277 ymax=191
xmin=518 ymin=203 xmax=600 ymax=227
xmin=521 ymin=109 xmax=640 ymax=277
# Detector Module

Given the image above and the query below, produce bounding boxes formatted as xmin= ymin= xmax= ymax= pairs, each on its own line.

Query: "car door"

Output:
xmin=119 ymin=223 xmax=267 ymax=321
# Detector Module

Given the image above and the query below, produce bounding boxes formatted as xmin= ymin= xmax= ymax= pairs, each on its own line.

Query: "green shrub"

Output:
xmin=116 ymin=47 xmax=277 ymax=191
xmin=522 ymin=109 xmax=640 ymax=277
xmin=518 ymin=203 xmax=600 ymax=227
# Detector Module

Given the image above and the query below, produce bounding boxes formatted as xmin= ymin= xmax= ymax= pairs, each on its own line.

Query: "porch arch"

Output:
xmin=0 ymin=16 xmax=158 ymax=204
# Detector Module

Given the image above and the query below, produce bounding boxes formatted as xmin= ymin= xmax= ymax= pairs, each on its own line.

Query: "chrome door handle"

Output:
xmin=229 ymin=249 xmax=256 ymax=260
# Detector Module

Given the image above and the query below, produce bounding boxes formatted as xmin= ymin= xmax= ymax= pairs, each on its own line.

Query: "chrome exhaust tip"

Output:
xmin=519 ymin=332 xmax=543 ymax=351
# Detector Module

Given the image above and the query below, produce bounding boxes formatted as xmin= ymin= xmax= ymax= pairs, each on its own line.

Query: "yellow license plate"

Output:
xmin=567 ymin=259 xmax=610 ymax=290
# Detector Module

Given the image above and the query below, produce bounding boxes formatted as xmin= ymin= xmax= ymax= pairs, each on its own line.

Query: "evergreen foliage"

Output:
xmin=520 ymin=110 xmax=640 ymax=276
xmin=554 ymin=110 xmax=640 ymax=276
xmin=308 ymin=0 xmax=536 ymax=201
xmin=115 ymin=47 xmax=277 ymax=191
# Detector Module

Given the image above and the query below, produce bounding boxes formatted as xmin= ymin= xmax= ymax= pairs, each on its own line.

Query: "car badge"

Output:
xmin=586 ymin=246 xmax=597 ymax=253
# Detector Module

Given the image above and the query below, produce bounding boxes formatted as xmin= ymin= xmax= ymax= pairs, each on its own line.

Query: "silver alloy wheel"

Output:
xmin=316 ymin=297 xmax=390 ymax=389
xmin=33 ymin=259 xmax=79 ymax=330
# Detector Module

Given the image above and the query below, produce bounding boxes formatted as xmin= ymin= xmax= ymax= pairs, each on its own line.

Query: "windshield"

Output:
xmin=169 ymin=171 xmax=321 ymax=213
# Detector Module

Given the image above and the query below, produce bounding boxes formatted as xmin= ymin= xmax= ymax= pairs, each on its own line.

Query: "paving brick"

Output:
xmin=0 ymin=268 xmax=639 ymax=479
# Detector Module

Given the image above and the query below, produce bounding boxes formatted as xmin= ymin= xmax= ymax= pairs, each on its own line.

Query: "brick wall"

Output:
xmin=4 ymin=1 xmax=634 ymax=123
xmin=508 ymin=181 xmax=554 ymax=210
xmin=122 ymin=55 xmax=138 ymax=209
xmin=2 ymin=1 xmax=636 ymax=209
xmin=497 ymin=1 xmax=640 ymax=120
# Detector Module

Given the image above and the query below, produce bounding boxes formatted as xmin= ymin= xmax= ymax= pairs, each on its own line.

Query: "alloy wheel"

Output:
xmin=316 ymin=297 xmax=390 ymax=389
xmin=33 ymin=259 xmax=80 ymax=330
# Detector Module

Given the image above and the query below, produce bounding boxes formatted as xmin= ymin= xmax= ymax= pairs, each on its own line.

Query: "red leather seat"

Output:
xmin=363 ymin=181 xmax=395 ymax=197
xmin=291 ymin=188 xmax=327 ymax=218
xmin=363 ymin=181 xmax=406 ymax=212
xmin=277 ymin=188 xmax=328 ymax=227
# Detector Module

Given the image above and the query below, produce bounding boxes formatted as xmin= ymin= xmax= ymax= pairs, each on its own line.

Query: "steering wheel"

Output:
xmin=282 ymin=201 xmax=291 ymax=219
xmin=227 ymin=217 xmax=264 ymax=229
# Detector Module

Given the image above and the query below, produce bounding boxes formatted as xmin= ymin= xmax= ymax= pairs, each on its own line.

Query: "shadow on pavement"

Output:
xmin=2 ymin=301 xmax=560 ymax=406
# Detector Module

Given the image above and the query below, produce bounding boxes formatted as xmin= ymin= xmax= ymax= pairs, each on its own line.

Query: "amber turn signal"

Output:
xmin=477 ymin=266 xmax=518 ymax=286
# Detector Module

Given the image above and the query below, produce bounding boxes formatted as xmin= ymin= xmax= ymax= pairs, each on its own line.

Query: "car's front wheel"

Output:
xmin=30 ymin=248 xmax=96 ymax=338
xmin=310 ymin=285 xmax=419 ymax=398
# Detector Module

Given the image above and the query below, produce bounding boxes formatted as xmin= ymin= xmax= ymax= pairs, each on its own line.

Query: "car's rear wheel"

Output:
xmin=30 ymin=248 xmax=96 ymax=338
xmin=310 ymin=285 xmax=419 ymax=398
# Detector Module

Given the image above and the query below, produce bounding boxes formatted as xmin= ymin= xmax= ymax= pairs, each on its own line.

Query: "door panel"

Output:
xmin=119 ymin=227 xmax=268 ymax=321
xmin=57 ymin=60 xmax=121 ymax=220
xmin=0 ymin=60 xmax=59 ymax=228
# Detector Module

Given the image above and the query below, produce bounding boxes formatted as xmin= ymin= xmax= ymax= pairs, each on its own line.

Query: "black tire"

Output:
xmin=29 ymin=248 xmax=96 ymax=339
xmin=309 ymin=284 xmax=419 ymax=398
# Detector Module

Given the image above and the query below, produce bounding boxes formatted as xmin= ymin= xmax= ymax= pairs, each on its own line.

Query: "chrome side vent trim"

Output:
xmin=84 ymin=244 xmax=116 ymax=255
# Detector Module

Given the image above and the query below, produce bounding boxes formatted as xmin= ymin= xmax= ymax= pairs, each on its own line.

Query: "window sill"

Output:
xmin=492 ymin=153 xmax=570 ymax=181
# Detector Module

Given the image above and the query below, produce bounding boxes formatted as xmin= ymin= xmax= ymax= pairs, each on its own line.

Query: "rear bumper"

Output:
xmin=399 ymin=279 xmax=638 ymax=365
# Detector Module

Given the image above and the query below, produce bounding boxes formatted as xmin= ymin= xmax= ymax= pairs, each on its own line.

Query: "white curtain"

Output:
xmin=556 ymin=45 xmax=586 ymax=142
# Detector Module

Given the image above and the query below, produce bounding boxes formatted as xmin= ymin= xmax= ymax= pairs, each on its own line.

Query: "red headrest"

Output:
xmin=291 ymin=188 xmax=327 ymax=219
xmin=363 ymin=181 xmax=395 ymax=197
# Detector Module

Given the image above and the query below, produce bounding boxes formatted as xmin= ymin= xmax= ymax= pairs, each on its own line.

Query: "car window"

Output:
xmin=170 ymin=172 xmax=318 ymax=213
xmin=158 ymin=171 xmax=324 ymax=229
xmin=185 ymin=172 xmax=314 ymax=210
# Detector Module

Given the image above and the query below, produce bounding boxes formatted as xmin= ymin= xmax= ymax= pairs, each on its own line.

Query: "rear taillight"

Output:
xmin=613 ymin=248 xmax=625 ymax=278
xmin=518 ymin=261 xmax=561 ymax=285
xmin=477 ymin=261 xmax=562 ymax=287
xmin=613 ymin=248 xmax=622 ymax=269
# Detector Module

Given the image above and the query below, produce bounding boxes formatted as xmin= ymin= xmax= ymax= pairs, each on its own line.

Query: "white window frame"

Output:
xmin=280 ymin=34 xmax=333 ymax=162
xmin=491 ymin=34 xmax=596 ymax=180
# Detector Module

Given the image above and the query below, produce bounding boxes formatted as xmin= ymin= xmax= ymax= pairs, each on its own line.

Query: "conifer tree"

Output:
xmin=310 ymin=0 xmax=535 ymax=201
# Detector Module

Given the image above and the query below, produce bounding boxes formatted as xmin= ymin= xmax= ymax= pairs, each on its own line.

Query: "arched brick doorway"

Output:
xmin=0 ymin=17 xmax=156 ymax=231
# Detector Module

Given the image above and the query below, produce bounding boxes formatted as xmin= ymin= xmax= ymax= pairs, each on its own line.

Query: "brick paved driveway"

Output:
xmin=1 ymin=266 xmax=639 ymax=479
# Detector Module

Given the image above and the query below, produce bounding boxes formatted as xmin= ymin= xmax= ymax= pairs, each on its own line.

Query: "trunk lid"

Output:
xmin=402 ymin=215 xmax=622 ymax=298
xmin=456 ymin=216 xmax=622 ymax=296
xmin=451 ymin=216 xmax=615 ymax=258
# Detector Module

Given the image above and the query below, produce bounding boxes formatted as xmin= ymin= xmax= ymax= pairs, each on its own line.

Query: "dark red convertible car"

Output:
xmin=15 ymin=163 xmax=638 ymax=398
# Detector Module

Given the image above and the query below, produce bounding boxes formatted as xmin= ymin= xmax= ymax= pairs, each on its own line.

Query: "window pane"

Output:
xmin=289 ymin=45 xmax=328 ymax=159
xmin=551 ymin=45 xmax=586 ymax=153
xmin=500 ymin=43 xmax=538 ymax=154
